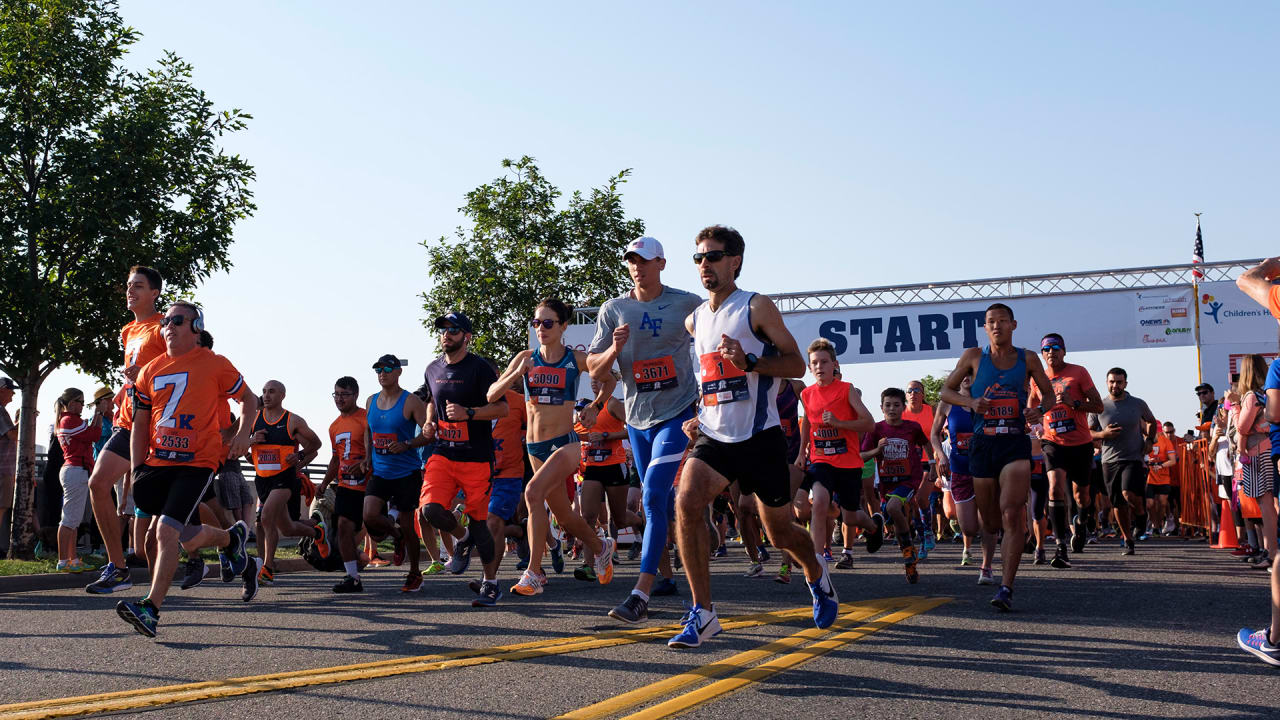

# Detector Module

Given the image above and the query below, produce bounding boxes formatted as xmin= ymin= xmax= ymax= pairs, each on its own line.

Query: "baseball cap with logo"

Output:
xmin=623 ymin=236 xmax=664 ymax=261
xmin=372 ymin=354 xmax=405 ymax=370
xmin=433 ymin=311 xmax=473 ymax=334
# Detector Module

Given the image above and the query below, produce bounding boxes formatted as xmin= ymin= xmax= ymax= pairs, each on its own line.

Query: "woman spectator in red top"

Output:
xmin=54 ymin=388 xmax=103 ymax=572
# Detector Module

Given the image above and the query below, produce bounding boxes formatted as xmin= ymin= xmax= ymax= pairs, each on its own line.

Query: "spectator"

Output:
xmin=53 ymin=388 xmax=102 ymax=572
xmin=89 ymin=388 xmax=114 ymax=460
xmin=0 ymin=377 xmax=17 ymax=555
xmin=1195 ymin=383 xmax=1218 ymax=439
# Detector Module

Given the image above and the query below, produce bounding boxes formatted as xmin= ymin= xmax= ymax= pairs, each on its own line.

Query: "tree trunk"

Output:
xmin=7 ymin=369 xmax=43 ymax=560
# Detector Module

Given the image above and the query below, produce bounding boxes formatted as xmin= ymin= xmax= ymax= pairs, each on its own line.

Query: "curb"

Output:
xmin=0 ymin=557 xmax=311 ymax=594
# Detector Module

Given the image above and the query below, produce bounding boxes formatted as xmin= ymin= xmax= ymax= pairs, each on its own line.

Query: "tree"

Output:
xmin=919 ymin=373 xmax=949 ymax=407
xmin=421 ymin=156 xmax=645 ymax=362
xmin=0 ymin=0 xmax=256 ymax=558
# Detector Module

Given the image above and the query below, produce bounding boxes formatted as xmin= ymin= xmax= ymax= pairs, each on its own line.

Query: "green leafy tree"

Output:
xmin=0 ymin=0 xmax=255 ymax=558
xmin=421 ymin=156 xmax=644 ymax=363
xmin=919 ymin=373 xmax=949 ymax=408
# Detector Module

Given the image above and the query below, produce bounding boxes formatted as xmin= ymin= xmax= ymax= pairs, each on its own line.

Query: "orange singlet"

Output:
xmin=116 ymin=314 xmax=166 ymax=429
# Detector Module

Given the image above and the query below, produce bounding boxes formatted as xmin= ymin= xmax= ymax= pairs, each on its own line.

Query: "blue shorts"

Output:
xmin=880 ymin=481 xmax=916 ymax=512
xmin=488 ymin=477 xmax=523 ymax=522
xmin=527 ymin=432 xmax=579 ymax=462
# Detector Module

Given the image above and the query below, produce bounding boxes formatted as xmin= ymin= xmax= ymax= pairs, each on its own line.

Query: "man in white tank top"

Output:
xmin=668 ymin=225 xmax=840 ymax=650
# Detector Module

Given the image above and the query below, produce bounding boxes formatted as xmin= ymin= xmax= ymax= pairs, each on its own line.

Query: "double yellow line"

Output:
xmin=557 ymin=596 xmax=949 ymax=719
xmin=0 ymin=596 xmax=945 ymax=720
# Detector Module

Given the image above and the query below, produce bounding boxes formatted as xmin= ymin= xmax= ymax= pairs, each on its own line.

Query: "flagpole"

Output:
xmin=1193 ymin=212 xmax=1203 ymax=386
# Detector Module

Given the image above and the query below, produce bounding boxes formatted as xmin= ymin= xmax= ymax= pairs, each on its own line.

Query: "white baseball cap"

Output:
xmin=623 ymin=236 xmax=664 ymax=261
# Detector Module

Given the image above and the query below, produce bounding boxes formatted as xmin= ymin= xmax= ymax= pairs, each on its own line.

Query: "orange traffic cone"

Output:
xmin=1212 ymin=500 xmax=1239 ymax=549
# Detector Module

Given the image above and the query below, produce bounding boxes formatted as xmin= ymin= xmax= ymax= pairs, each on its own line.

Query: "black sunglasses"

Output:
xmin=693 ymin=250 xmax=738 ymax=263
xmin=159 ymin=315 xmax=192 ymax=327
xmin=531 ymin=319 xmax=560 ymax=330
xmin=437 ymin=327 xmax=462 ymax=336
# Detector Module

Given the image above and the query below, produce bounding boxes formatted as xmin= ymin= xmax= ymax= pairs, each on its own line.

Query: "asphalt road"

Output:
xmin=0 ymin=535 xmax=1274 ymax=719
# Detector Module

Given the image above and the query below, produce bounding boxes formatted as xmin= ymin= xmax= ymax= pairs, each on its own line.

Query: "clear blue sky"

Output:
xmin=23 ymin=1 xmax=1279 ymax=450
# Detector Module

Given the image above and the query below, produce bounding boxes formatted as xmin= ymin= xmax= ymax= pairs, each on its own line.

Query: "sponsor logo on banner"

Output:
xmin=1139 ymin=319 xmax=1169 ymax=326
xmin=1135 ymin=291 xmax=1192 ymax=346
xmin=1142 ymin=334 xmax=1169 ymax=345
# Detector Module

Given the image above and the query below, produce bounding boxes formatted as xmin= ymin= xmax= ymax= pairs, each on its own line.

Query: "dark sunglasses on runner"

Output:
xmin=693 ymin=250 xmax=737 ymax=263
xmin=159 ymin=315 xmax=192 ymax=327
xmin=1041 ymin=343 xmax=1064 ymax=352
xmin=437 ymin=327 xmax=462 ymax=336
xmin=373 ymin=366 xmax=398 ymax=374
xmin=531 ymin=319 xmax=559 ymax=330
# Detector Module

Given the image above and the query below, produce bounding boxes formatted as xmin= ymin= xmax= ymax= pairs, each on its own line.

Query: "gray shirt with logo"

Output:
xmin=588 ymin=285 xmax=702 ymax=429
xmin=1089 ymin=392 xmax=1153 ymax=464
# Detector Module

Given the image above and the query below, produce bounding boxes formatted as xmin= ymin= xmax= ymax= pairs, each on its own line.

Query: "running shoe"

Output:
xmin=809 ymin=562 xmax=839 ymax=629
xmin=1023 ymin=533 xmax=1036 ymax=555
xmin=242 ymin=557 xmax=263 ymax=602
xmin=57 ymin=558 xmax=90 ymax=573
xmin=652 ymin=577 xmax=679 ymax=596
xmin=367 ymin=555 xmax=391 ymax=568
xmin=472 ymin=581 xmax=502 ymax=608
xmin=549 ymin=537 xmax=565 ymax=574
xmin=124 ymin=552 xmax=147 ymax=568
xmin=258 ymin=564 xmax=275 ymax=586
xmin=835 ymin=553 xmax=854 ymax=570
xmin=758 ymin=545 xmax=771 ymax=563
xmin=447 ymin=533 xmax=475 ymax=575
xmin=1250 ymin=552 xmax=1272 ymax=569
xmin=574 ymin=564 xmax=597 ymax=582
xmin=224 ymin=521 xmax=249 ymax=578
xmin=1033 ymin=549 xmax=1047 ymax=565
xmin=179 ymin=557 xmax=210 ymax=590
xmin=116 ymin=599 xmax=158 ymax=638
xmin=627 ymin=542 xmax=642 ymax=561
xmin=865 ymin=515 xmax=885 ymax=554
xmin=959 ymin=550 xmax=972 ymax=567
xmin=1050 ymin=549 xmax=1071 ymax=569
xmin=1137 ymin=532 xmax=1150 ymax=541
xmin=668 ymin=604 xmax=721 ymax=649
xmin=977 ymin=567 xmax=996 ymax=585
xmin=610 ymin=593 xmax=649 ymax=623
xmin=392 ymin=527 xmax=405 ymax=566
xmin=775 ymin=562 xmax=792 ymax=584
xmin=902 ymin=545 xmax=919 ymax=584
xmin=744 ymin=562 xmax=765 ymax=578
xmin=1238 ymin=628 xmax=1280 ymax=667
xmin=332 ymin=574 xmax=364 ymax=593
xmin=923 ymin=532 xmax=936 ymax=552
xmin=86 ymin=562 xmax=132 ymax=595
xmin=514 ymin=557 xmax=529 ymax=571
xmin=1232 ymin=545 xmax=1255 ymax=558
xmin=917 ymin=543 xmax=929 ymax=561
xmin=423 ymin=560 xmax=446 ymax=575
xmin=821 ymin=547 xmax=834 ymax=564
xmin=594 ymin=537 xmax=617 ymax=584
xmin=400 ymin=570 xmax=423 ymax=593
xmin=1121 ymin=541 xmax=1136 ymax=556
xmin=313 ymin=521 xmax=331 ymax=559
xmin=1071 ymin=517 xmax=1086 ymax=554
xmin=511 ymin=569 xmax=546 ymax=596
xmin=990 ymin=584 xmax=1013 ymax=612
xmin=712 ymin=545 xmax=727 ymax=559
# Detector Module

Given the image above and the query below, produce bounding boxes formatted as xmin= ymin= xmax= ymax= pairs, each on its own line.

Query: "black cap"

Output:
xmin=434 ymin=311 xmax=473 ymax=334
xmin=0 ymin=377 xmax=17 ymax=391
xmin=372 ymin=354 xmax=404 ymax=370
xmin=1195 ymin=383 xmax=1214 ymax=394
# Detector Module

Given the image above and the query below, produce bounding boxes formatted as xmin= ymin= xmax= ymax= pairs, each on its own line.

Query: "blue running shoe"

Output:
xmin=652 ymin=576 xmax=679 ymax=596
xmin=471 ymin=580 xmax=502 ymax=608
xmin=225 ymin=521 xmax=249 ymax=577
xmin=809 ymin=560 xmax=839 ymax=629
xmin=712 ymin=545 xmax=727 ymax=559
xmin=923 ymin=532 xmax=936 ymax=552
xmin=990 ymin=584 xmax=1013 ymax=612
xmin=758 ymin=545 xmax=770 ymax=563
xmin=549 ymin=537 xmax=565 ymax=574
xmin=447 ymin=531 xmax=476 ymax=575
xmin=668 ymin=604 xmax=721 ymax=649
xmin=85 ymin=562 xmax=132 ymax=595
xmin=116 ymin=599 xmax=158 ymax=638
xmin=1238 ymin=628 xmax=1280 ymax=667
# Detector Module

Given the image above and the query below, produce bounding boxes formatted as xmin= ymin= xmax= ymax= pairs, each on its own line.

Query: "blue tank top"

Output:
xmin=971 ymin=346 xmax=1028 ymax=437
xmin=526 ymin=346 xmax=580 ymax=407
xmin=368 ymin=390 xmax=421 ymax=478
xmin=946 ymin=403 xmax=974 ymax=475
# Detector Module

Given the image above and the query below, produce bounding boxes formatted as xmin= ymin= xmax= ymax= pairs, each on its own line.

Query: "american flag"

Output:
xmin=1192 ymin=216 xmax=1203 ymax=279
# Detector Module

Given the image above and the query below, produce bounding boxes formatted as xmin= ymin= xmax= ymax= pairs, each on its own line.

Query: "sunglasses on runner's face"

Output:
xmin=438 ymin=327 xmax=462 ymax=336
xmin=1041 ymin=344 xmax=1064 ymax=352
xmin=692 ymin=250 xmax=735 ymax=263
xmin=531 ymin=319 xmax=559 ymax=330
xmin=374 ymin=366 xmax=398 ymax=374
xmin=159 ymin=315 xmax=192 ymax=327
xmin=332 ymin=391 xmax=355 ymax=398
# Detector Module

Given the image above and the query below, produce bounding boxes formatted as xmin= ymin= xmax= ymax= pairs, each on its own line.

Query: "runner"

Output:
xmin=860 ymin=388 xmax=932 ymax=583
xmin=488 ymin=299 xmax=617 ymax=596
xmin=587 ymin=237 xmax=701 ymax=624
xmin=669 ymin=225 xmax=836 ymax=649
xmin=1087 ymin=367 xmax=1158 ymax=556
xmin=115 ymin=302 xmax=258 ymax=637
xmin=363 ymin=354 xmax=431 ymax=593
xmin=464 ymin=378 xmax=526 ymax=595
xmin=931 ymin=375 xmax=998 ymax=576
xmin=1027 ymin=333 xmax=1105 ymax=567
xmin=248 ymin=380 xmax=328 ymax=583
xmin=902 ymin=380 xmax=938 ymax=554
xmin=738 ymin=378 xmax=799 ymax=576
xmin=939 ymin=303 xmax=1054 ymax=611
xmin=797 ymin=338 xmax=882 ymax=572
xmin=86 ymin=266 xmax=167 ymax=594
xmin=1144 ymin=421 xmax=1178 ymax=537
xmin=316 ymin=376 xmax=369 ymax=592
xmin=575 ymin=376 xmax=644 ymax=581
xmin=419 ymin=312 xmax=509 ymax=606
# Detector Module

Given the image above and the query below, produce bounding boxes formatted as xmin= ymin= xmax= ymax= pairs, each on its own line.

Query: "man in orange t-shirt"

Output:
xmin=317 ymin=375 xmax=370 ymax=593
xmin=1144 ymin=422 xmax=1178 ymax=536
xmin=902 ymin=380 xmax=938 ymax=548
xmin=115 ymin=301 xmax=259 ymax=638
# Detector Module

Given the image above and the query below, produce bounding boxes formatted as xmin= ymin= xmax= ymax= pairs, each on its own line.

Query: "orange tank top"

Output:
xmin=576 ymin=405 xmax=626 ymax=467
xmin=801 ymin=381 xmax=864 ymax=470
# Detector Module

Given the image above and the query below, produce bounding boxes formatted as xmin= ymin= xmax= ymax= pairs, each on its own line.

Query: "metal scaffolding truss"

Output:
xmin=572 ymin=259 xmax=1260 ymax=324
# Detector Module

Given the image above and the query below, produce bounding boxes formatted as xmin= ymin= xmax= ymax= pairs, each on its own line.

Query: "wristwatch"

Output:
xmin=466 ymin=407 xmax=475 ymax=419
xmin=744 ymin=353 xmax=759 ymax=373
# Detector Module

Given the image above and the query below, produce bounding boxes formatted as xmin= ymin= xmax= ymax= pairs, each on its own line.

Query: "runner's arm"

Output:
xmin=930 ymin=401 xmax=950 ymax=476
xmin=745 ymin=294 xmax=805 ymax=378
xmin=796 ymin=413 xmax=810 ymax=467
xmin=845 ymin=384 xmax=876 ymax=433
xmin=1025 ymin=351 xmax=1055 ymax=420
xmin=129 ymin=404 xmax=150 ymax=471
xmin=579 ymin=350 xmax=617 ymax=411
xmin=1139 ymin=401 xmax=1159 ymax=453
xmin=586 ymin=309 xmax=623 ymax=382
xmin=488 ymin=350 xmax=532 ymax=404
xmin=318 ymin=452 xmax=339 ymax=494
xmin=288 ymin=416 xmax=323 ymax=467
xmin=1079 ymin=383 xmax=1106 ymax=414
xmin=939 ymin=349 xmax=979 ymax=410
xmin=1236 ymin=258 xmax=1280 ymax=310
xmin=229 ymin=385 xmax=259 ymax=460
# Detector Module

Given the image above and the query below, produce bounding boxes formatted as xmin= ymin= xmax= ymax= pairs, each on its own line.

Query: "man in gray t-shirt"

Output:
xmin=587 ymin=236 xmax=703 ymax=623
xmin=1088 ymin=367 xmax=1158 ymax=552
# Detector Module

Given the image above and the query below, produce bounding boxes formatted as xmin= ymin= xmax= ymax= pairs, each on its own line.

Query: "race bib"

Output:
xmin=339 ymin=457 xmax=365 ymax=486
xmin=154 ymin=426 xmax=196 ymax=463
xmin=813 ymin=425 xmax=847 ymax=455
xmin=698 ymin=353 xmax=749 ymax=407
xmin=632 ymin=356 xmax=677 ymax=393
xmin=586 ymin=445 xmax=613 ymax=463
xmin=1046 ymin=407 xmax=1076 ymax=435
xmin=954 ymin=432 xmax=972 ymax=455
xmin=881 ymin=438 xmax=910 ymax=477
xmin=372 ymin=432 xmax=398 ymax=455
xmin=527 ymin=366 xmax=568 ymax=405
xmin=437 ymin=420 xmax=471 ymax=446
xmin=983 ymin=397 xmax=1023 ymax=436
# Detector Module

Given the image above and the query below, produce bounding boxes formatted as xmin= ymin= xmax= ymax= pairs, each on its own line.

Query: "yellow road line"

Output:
xmin=554 ymin=598 xmax=907 ymax=720
xmin=620 ymin=597 xmax=952 ymax=720
xmin=0 ymin=599 xmax=918 ymax=720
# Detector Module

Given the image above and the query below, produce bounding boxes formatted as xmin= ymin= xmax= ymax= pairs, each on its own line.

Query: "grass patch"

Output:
xmin=0 ymin=554 xmax=108 ymax=577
